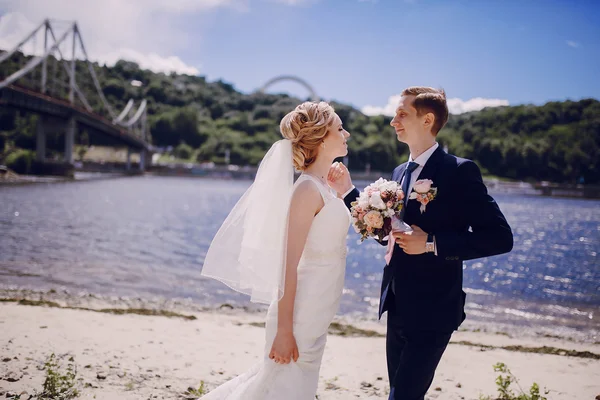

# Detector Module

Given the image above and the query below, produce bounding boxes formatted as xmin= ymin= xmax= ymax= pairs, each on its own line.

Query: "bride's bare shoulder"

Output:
xmin=292 ymin=179 xmax=321 ymax=199
xmin=290 ymin=179 xmax=324 ymax=213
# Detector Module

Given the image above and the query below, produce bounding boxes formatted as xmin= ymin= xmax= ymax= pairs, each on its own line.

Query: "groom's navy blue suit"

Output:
xmin=343 ymin=146 xmax=513 ymax=400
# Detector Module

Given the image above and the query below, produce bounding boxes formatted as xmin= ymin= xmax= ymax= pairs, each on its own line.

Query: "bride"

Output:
xmin=200 ymin=101 xmax=352 ymax=399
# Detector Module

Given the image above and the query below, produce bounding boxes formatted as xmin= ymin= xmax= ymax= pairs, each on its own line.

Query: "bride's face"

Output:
xmin=322 ymin=114 xmax=350 ymax=158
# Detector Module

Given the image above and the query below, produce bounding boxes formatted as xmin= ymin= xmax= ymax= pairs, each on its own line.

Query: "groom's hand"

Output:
xmin=327 ymin=162 xmax=353 ymax=196
xmin=394 ymin=225 xmax=428 ymax=255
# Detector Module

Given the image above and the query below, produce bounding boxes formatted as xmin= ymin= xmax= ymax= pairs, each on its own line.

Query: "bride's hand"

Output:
xmin=269 ymin=330 xmax=299 ymax=364
xmin=327 ymin=162 xmax=353 ymax=196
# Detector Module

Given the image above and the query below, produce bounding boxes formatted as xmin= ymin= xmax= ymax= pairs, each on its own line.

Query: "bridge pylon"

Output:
xmin=1 ymin=18 xmax=153 ymax=174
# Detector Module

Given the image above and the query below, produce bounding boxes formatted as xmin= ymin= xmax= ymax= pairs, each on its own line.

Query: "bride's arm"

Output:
xmin=270 ymin=180 xmax=323 ymax=364
xmin=278 ymin=180 xmax=322 ymax=332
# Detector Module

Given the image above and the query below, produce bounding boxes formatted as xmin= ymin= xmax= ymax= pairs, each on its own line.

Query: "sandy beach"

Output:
xmin=1 ymin=291 xmax=599 ymax=400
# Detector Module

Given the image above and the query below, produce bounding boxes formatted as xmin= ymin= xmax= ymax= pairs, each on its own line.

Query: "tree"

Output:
xmin=2 ymin=50 xmax=599 ymax=183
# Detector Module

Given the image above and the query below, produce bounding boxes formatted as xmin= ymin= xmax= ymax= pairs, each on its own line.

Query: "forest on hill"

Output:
xmin=1 ymin=52 xmax=598 ymax=183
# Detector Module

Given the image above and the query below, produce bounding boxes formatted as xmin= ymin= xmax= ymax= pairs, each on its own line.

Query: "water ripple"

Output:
xmin=1 ymin=176 xmax=599 ymax=336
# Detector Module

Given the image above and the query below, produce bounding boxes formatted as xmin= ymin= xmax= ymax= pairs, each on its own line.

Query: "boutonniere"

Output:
xmin=409 ymin=179 xmax=438 ymax=213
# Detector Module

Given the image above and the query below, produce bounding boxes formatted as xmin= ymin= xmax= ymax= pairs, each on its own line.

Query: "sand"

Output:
xmin=1 ymin=298 xmax=599 ymax=400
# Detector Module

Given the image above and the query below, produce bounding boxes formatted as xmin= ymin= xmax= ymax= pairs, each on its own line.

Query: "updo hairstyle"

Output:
xmin=279 ymin=101 xmax=336 ymax=171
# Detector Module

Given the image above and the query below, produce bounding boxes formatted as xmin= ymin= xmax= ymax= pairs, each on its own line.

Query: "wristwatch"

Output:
xmin=425 ymin=233 xmax=435 ymax=253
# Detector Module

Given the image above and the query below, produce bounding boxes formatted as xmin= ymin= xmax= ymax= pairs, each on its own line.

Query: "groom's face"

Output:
xmin=391 ymin=95 xmax=421 ymax=143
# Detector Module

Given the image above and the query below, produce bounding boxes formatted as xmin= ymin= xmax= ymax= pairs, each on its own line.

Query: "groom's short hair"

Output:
xmin=402 ymin=87 xmax=449 ymax=135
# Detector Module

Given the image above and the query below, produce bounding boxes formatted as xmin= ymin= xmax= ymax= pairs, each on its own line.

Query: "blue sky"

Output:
xmin=1 ymin=0 xmax=598 ymax=114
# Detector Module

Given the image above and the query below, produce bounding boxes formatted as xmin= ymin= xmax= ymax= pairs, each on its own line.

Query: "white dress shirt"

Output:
xmin=404 ymin=142 xmax=439 ymax=254
xmin=404 ymin=142 xmax=439 ymax=195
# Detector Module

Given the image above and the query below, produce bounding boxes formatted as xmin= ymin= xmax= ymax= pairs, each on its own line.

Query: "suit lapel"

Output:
xmin=394 ymin=163 xmax=407 ymax=184
xmin=415 ymin=146 xmax=445 ymax=182
xmin=405 ymin=146 xmax=446 ymax=221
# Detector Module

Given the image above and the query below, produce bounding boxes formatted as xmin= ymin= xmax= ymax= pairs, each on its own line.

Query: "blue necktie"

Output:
xmin=399 ymin=161 xmax=419 ymax=219
xmin=388 ymin=161 xmax=420 ymax=298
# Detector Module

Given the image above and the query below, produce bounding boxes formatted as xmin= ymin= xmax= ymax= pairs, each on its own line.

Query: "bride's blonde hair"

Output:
xmin=280 ymin=101 xmax=336 ymax=171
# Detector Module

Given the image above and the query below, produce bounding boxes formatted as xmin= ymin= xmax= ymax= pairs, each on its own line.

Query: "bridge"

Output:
xmin=258 ymin=75 xmax=320 ymax=102
xmin=0 ymin=19 xmax=152 ymax=172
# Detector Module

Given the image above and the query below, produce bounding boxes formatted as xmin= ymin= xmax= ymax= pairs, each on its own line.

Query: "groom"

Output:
xmin=328 ymin=87 xmax=513 ymax=400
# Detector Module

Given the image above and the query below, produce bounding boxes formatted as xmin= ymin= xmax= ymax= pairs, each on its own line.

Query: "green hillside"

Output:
xmin=1 ymin=52 xmax=598 ymax=183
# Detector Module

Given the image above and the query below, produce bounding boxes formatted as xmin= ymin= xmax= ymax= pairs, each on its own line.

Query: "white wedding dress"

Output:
xmin=202 ymin=174 xmax=351 ymax=400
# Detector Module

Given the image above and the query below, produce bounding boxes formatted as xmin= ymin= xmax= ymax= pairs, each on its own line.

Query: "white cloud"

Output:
xmin=101 ymin=49 xmax=201 ymax=76
xmin=361 ymin=94 xmax=403 ymax=117
xmin=0 ymin=11 xmax=38 ymax=52
xmin=446 ymin=97 xmax=509 ymax=114
xmin=362 ymin=94 xmax=509 ymax=116
xmin=566 ymin=40 xmax=581 ymax=48
xmin=0 ymin=0 xmax=247 ymax=75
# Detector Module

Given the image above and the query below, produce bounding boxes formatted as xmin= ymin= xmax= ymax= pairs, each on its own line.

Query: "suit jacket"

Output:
xmin=344 ymin=147 xmax=513 ymax=332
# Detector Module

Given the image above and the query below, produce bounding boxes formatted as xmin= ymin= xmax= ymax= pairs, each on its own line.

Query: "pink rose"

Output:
xmin=386 ymin=201 xmax=393 ymax=208
xmin=413 ymin=179 xmax=433 ymax=193
xmin=396 ymin=190 xmax=405 ymax=201
xmin=363 ymin=210 xmax=384 ymax=229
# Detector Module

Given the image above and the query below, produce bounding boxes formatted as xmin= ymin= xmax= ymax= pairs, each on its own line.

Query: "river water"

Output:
xmin=1 ymin=176 xmax=598 ymax=341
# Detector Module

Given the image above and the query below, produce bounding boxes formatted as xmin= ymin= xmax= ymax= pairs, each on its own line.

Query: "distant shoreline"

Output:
xmin=2 ymin=165 xmax=599 ymax=199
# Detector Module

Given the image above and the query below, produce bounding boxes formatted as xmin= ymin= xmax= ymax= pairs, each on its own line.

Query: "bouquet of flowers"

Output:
xmin=350 ymin=178 xmax=406 ymax=242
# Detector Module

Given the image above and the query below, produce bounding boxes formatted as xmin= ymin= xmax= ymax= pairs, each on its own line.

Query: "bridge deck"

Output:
xmin=0 ymin=84 xmax=149 ymax=151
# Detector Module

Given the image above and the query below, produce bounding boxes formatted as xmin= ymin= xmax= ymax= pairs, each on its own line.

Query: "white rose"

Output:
xmin=357 ymin=195 xmax=369 ymax=209
xmin=381 ymin=180 xmax=398 ymax=193
xmin=369 ymin=192 xmax=387 ymax=210
xmin=413 ymin=179 xmax=433 ymax=193
xmin=373 ymin=178 xmax=385 ymax=187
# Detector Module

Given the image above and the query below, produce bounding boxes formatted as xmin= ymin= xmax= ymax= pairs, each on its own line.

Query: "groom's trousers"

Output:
xmin=385 ymin=305 xmax=452 ymax=400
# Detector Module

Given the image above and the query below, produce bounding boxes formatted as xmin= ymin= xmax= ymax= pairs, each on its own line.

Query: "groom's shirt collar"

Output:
xmin=409 ymin=142 xmax=439 ymax=167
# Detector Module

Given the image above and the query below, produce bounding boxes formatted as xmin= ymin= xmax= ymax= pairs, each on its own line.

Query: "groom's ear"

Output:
xmin=423 ymin=112 xmax=436 ymax=132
